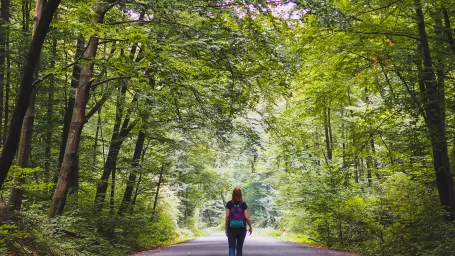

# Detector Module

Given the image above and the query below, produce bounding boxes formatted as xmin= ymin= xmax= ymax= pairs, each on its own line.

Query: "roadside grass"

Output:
xmin=258 ymin=228 xmax=320 ymax=246
xmin=258 ymin=228 xmax=365 ymax=255
xmin=128 ymin=228 xmax=205 ymax=255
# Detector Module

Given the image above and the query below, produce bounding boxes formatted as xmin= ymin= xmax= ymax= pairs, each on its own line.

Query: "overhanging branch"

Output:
xmin=91 ymin=76 xmax=132 ymax=90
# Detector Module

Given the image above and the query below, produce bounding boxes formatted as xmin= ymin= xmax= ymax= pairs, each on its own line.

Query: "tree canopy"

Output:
xmin=0 ymin=0 xmax=455 ymax=255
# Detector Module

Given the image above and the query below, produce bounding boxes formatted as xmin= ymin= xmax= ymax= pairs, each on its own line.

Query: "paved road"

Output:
xmin=133 ymin=231 xmax=360 ymax=256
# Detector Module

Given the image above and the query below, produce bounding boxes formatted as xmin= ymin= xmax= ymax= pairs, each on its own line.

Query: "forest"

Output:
xmin=0 ymin=0 xmax=454 ymax=255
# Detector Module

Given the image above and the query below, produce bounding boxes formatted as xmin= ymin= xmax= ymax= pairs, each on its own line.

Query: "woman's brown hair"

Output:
xmin=231 ymin=187 xmax=243 ymax=202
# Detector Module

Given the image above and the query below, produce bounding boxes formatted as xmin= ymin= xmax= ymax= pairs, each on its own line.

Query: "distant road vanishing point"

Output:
xmin=133 ymin=231 xmax=362 ymax=256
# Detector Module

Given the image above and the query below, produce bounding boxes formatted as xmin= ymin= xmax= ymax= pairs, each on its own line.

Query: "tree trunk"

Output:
xmin=0 ymin=0 xmax=11 ymax=144
xmin=94 ymin=120 xmax=135 ymax=210
xmin=119 ymin=131 xmax=145 ymax=215
xmin=44 ymin=77 xmax=54 ymax=173
xmin=64 ymin=38 xmax=86 ymax=200
xmin=354 ymin=158 xmax=359 ymax=184
xmin=9 ymin=0 xmax=44 ymax=209
xmin=9 ymin=87 xmax=37 ymax=210
xmin=21 ymin=0 xmax=32 ymax=32
xmin=67 ymin=150 xmax=79 ymax=196
xmin=442 ymin=7 xmax=455 ymax=174
xmin=314 ymin=129 xmax=321 ymax=167
xmin=152 ymin=164 xmax=165 ymax=215
xmin=324 ymin=107 xmax=332 ymax=161
xmin=0 ymin=0 xmax=60 ymax=190
xmin=341 ymin=109 xmax=349 ymax=186
xmin=131 ymin=167 xmax=143 ymax=214
xmin=3 ymin=35 xmax=10 ymax=144
xmin=56 ymin=36 xmax=84 ymax=183
xmin=44 ymin=29 xmax=57 ymax=175
xmin=442 ymin=7 xmax=455 ymax=55
xmin=366 ymin=151 xmax=373 ymax=186
xmin=93 ymin=108 xmax=101 ymax=168
xmin=328 ymin=108 xmax=333 ymax=152
xmin=414 ymin=0 xmax=455 ymax=217
xmin=93 ymin=85 xmax=135 ymax=210
xmin=109 ymin=163 xmax=115 ymax=213
xmin=359 ymin=158 xmax=364 ymax=182
xmin=434 ymin=10 xmax=446 ymax=124
xmin=108 ymin=86 xmax=129 ymax=215
xmin=221 ymin=193 xmax=226 ymax=206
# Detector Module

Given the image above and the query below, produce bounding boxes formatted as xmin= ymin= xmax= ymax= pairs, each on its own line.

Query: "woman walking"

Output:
xmin=225 ymin=187 xmax=253 ymax=256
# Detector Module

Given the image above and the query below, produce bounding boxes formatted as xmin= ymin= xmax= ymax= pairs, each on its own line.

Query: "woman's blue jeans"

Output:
xmin=227 ymin=228 xmax=247 ymax=256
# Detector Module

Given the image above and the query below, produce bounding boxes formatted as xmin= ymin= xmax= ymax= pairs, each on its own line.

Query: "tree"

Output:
xmin=0 ymin=0 xmax=61 ymax=189
xmin=49 ymin=0 xmax=119 ymax=218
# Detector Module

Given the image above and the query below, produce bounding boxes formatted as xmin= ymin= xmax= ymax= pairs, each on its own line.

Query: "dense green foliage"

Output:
xmin=244 ymin=0 xmax=455 ymax=255
xmin=0 ymin=0 xmax=454 ymax=255
xmin=0 ymin=0 xmax=284 ymax=254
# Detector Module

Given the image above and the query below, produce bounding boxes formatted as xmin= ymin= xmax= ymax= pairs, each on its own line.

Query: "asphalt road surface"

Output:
xmin=133 ymin=231 xmax=361 ymax=256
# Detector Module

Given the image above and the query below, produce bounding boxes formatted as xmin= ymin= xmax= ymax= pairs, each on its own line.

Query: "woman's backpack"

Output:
xmin=229 ymin=201 xmax=245 ymax=228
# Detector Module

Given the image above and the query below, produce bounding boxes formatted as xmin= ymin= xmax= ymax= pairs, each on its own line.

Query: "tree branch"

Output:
xmin=32 ymin=61 xmax=78 ymax=88
xmin=91 ymin=76 xmax=132 ymax=90
xmin=342 ymin=30 xmax=421 ymax=40
xmin=32 ymin=36 xmax=94 ymax=88
xmin=85 ymin=90 xmax=113 ymax=121
xmin=108 ymin=20 xmax=152 ymax=26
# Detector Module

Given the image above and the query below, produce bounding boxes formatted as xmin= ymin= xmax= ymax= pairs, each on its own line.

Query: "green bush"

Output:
xmin=0 ymin=202 xmax=184 ymax=256
xmin=275 ymin=171 xmax=455 ymax=256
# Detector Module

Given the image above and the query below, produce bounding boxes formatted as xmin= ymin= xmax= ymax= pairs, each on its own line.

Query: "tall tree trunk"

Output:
xmin=56 ymin=36 xmax=84 ymax=183
xmin=129 ymin=138 xmax=148 ymax=214
xmin=371 ymin=139 xmax=380 ymax=178
xmin=434 ymin=10 xmax=446 ymax=124
xmin=3 ymin=35 xmax=10 ymax=144
xmin=0 ymin=0 xmax=60 ymax=190
xmin=314 ymin=129 xmax=321 ymax=167
xmin=44 ymin=24 xmax=58 ymax=176
xmin=118 ymin=131 xmax=145 ymax=215
xmin=109 ymin=163 xmax=115 ymax=213
xmin=341 ymin=109 xmax=349 ymax=186
xmin=93 ymin=115 xmax=135 ymax=210
xmin=152 ymin=164 xmax=165 ymax=215
xmin=0 ymin=0 xmax=11 ymax=144
xmin=366 ymin=149 xmax=373 ymax=186
xmin=359 ymin=158 xmax=364 ymax=182
xmin=130 ymin=167 xmax=143 ymax=214
xmin=93 ymin=85 xmax=132 ymax=210
xmin=108 ymin=86 xmax=128 ymax=215
xmin=354 ymin=158 xmax=359 ymax=184
xmin=10 ymin=0 xmax=44 ymax=210
xmin=414 ymin=0 xmax=455 ymax=217
xmin=442 ymin=7 xmax=455 ymax=55
xmin=9 ymin=87 xmax=37 ymax=210
xmin=93 ymin=107 xmax=101 ymax=168
xmin=328 ymin=108 xmax=333 ymax=152
xmin=21 ymin=0 xmax=32 ymax=32
xmin=49 ymin=1 xmax=115 ymax=218
xmin=324 ymin=107 xmax=332 ymax=161
xmin=365 ymin=138 xmax=378 ymax=186
xmin=440 ymin=7 xmax=455 ymax=174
